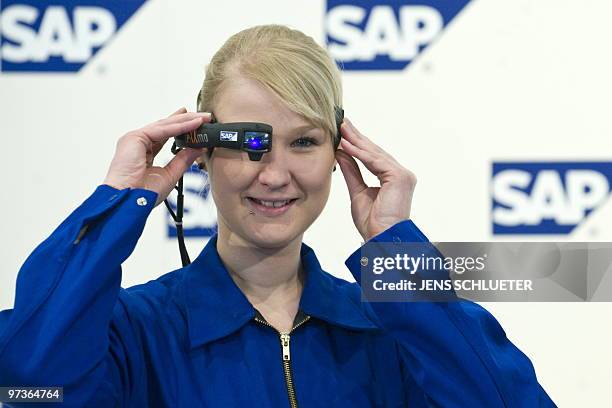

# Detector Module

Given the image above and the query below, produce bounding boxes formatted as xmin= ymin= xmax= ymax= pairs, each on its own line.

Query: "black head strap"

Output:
xmin=334 ymin=106 xmax=344 ymax=150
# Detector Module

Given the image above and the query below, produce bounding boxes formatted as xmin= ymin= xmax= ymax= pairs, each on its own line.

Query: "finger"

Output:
xmin=142 ymin=116 xmax=206 ymax=143
xmin=341 ymin=118 xmax=385 ymax=155
xmin=343 ymin=119 xmax=404 ymax=168
xmin=160 ymin=111 xmax=211 ymax=124
xmin=149 ymin=111 xmax=209 ymax=156
xmin=149 ymin=111 xmax=211 ymax=128
xmin=148 ymin=114 xmax=213 ymax=162
xmin=168 ymin=107 xmax=187 ymax=117
xmin=163 ymin=147 xmax=205 ymax=186
xmin=339 ymin=137 xmax=398 ymax=182
xmin=335 ymin=149 xmax=368 ymax=198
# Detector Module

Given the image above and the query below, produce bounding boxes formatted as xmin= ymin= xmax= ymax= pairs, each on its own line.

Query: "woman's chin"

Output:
xmin=245 ymin=226 xmax=301 ymax=249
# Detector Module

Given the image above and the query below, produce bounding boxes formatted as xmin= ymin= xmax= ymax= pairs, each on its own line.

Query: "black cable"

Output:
xmin=175 ymin=177 xmax=191 ymax=266
xmin=164 ymin=176 xmax=191 ymax=267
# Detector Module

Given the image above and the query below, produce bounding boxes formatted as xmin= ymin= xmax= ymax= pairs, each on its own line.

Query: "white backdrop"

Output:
xmin=1 ymin=0 xmax=611 ymax=406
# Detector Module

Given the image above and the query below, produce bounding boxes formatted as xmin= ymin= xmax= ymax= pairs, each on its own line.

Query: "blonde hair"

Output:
xmin=198 ymin=24 xmax=343 ymax=145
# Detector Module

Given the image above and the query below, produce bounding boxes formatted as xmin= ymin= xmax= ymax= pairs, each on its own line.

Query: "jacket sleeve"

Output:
xmin=345 ymin=220 xmax=556 ymax=408
xmin=0 ymin=185 xmax=158 ymax=407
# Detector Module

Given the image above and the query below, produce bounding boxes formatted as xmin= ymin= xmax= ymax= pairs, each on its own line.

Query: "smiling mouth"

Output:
xmin=246 ymin=197 xmax=298 ymax=215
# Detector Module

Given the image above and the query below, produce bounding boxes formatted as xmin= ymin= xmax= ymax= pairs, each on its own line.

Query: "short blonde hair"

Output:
xmin=198 ymin=24 xmax=342 ymax=146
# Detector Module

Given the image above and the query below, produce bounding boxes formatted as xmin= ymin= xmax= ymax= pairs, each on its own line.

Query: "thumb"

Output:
xmin=164 ymin=147 xmax=206 ymax=186
xmin=335 ymin=149 xmax=367 ymax=199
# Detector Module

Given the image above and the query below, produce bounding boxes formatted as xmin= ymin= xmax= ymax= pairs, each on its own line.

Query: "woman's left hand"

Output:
xmin=335 ymin=118 xmax=417 ymax=242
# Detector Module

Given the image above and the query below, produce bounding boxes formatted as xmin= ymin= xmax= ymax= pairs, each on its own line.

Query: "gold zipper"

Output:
xmin=254 ymin=313 xmax=310 ymax=408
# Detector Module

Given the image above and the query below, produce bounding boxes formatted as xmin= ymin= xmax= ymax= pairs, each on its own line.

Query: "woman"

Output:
xmin=0 ymin=25 xmax=554 ymax=407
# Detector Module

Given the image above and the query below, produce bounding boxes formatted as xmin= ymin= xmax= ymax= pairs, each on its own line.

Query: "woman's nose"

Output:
xmin=255 ymin=148 xmax=292 ymax=189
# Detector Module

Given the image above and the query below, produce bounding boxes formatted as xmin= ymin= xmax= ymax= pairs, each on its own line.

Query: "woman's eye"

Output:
xmin=291 ymin=137 xmax=318 ymax=148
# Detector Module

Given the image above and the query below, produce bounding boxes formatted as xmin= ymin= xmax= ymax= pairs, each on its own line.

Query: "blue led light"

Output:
xmin=244 ymin=131 xmax=269 ymax=152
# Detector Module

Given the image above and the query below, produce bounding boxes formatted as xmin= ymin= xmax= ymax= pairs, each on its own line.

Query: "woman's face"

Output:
xmin=202 ymin=76 xmax=336 ymax=249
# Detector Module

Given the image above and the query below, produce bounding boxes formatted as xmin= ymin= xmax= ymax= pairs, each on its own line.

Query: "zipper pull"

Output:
xmin=280 ymin=333 xmax=291 ymax=361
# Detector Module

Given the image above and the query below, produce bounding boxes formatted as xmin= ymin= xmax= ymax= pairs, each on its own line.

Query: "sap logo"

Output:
xmin=220 ymin=131 xmax=238 ymax=142
xmin=0 ymin=1 xmax=147 ymax=73
xmin=167 ymin=165 xmax=217 ymax=238
xmin=492 ymin=162 xmax=612 ymax=235
xmin=325 ymin=0 xmax=472 ymax=71
xmin=1 ymin=6 xmax=116 ymax=63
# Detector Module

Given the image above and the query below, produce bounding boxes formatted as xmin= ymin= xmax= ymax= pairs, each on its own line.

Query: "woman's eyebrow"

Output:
xmin=291 ymin=124 xmax=317 ymax=132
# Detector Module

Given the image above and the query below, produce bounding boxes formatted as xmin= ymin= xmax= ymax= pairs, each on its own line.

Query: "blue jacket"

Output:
xmin=0 ymin=185 xmax=555 ymax=407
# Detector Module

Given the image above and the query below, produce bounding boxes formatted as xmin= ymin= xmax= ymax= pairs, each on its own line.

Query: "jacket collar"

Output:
xmin=182 ymin=235 xmax=378 ymax=349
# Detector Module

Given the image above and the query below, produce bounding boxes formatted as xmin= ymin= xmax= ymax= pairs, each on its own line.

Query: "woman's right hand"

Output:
xmin=103 ymin=107 xmax=211 ymax=206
